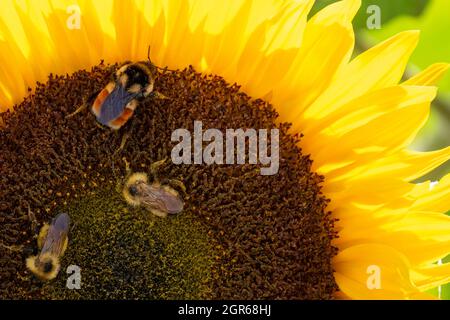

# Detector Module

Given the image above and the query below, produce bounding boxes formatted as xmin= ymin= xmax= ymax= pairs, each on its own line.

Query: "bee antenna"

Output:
xmin=147 ymin=45 xmax=176 ymax=73
xmin=147 ymin=45 xmax=152 ymax=64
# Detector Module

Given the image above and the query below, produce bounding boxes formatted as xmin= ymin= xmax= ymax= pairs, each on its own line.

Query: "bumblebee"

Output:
xmin=123 ymin=172 xmax=184 ymax=218
xmin=122 ymin=159 xmax=185 ymax=218
xmin=91 ymin=62 xmax=155 ymax=129
xmin=67 ymin=48 xmax=167 ymax=130
xmin=26 ymin=212 xmax=70 ymax=281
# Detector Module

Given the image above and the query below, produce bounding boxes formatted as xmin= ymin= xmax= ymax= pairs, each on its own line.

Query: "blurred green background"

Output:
xmin=312 ymin=0 xmax=450 ymax=299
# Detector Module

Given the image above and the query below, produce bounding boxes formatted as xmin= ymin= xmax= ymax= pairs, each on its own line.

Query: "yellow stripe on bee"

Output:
xmin=122 ymin=172 xmax=149 ymax=206
xmin=37 ymin=223 xmax=49 ymax=250
xmin=26 ymin=252 xmax=61 ymax=281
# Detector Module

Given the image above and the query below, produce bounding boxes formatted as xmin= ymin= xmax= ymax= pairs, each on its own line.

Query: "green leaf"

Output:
xmin=360 ymin=0 xmax=450 ymax=93
xmin=358 ymin=0 xmax=450 ymax=178
xmin=353 ymin=0 xmax=428 ymax=29
xmin=311 ymin=0 xmax=428 ymax=27
xmin=441 ymin=255 xmax=450 ymax=300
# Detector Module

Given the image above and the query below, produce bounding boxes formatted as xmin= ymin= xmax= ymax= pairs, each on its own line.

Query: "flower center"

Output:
xmin=42 ymin=188 xmax=214 ymax=299
xmin=0 ymin=63 xmax=338 ymax=299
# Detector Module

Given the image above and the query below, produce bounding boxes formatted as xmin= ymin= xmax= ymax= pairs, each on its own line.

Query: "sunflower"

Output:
xmin=0 ymin=0 xmax=449 ymax=300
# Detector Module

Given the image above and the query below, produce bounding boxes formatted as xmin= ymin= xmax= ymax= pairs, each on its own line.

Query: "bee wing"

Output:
xmin=97 ymin=84 xmax=137 ymax=126
xmin=141 ymin=185 xmax=184 ymax=215
xmin=40 ymin=213 xmax=70 ymax=258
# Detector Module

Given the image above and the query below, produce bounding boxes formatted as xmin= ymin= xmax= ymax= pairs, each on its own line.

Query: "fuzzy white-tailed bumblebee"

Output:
xmin=123 ymin=172 xmax=184 ymax=218
xmin=26 ymin=212 xmax=70 ymax=281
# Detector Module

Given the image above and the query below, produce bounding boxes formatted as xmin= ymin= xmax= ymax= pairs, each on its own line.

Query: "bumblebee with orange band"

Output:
xmin=66 ymin=51 xmax=168 ymax=130
xmin=92 ymin=62 xmax=156 ymax=129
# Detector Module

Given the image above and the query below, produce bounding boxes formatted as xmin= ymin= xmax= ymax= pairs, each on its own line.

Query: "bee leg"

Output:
xmin=27 ymin=205 xmax=39 ymax=235
xmin=149 ymin=158 xmax=168 ymax=182
xmin=161 ymin=179 xmax=187 ymax=197
xmin=65 ymin=103 xmax=87 ymax=119
xmin=148 ymin=208 xmax=168 ymax=218
xmin=113 ymin=131 xmax=130 ymax=156
xmin=66 ymin=90 xmax=100 ymax=119
xmin=150 ymin=91 xmax=170 ymax=100
xmin=70 ymin=221 xmax=77 ymax=233
xmin=95 ymin=122 xmax=107 ymax=130
xmin=123 ymin=157 xmax=131 ymax=175
xmin=113 ymin=114 xmax=139 ymax=156
xmin=116 ymin=157 xmax=132 ymax=193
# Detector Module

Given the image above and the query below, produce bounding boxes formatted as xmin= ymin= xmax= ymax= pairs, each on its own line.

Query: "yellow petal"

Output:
xmin=333 ymin=244 xmax=419 ymax=299
xmin=403 ymin=63 xmax=450 ymax=86
xmin=235 ymin=0 xmax=313 ymax=97
xmin=307 ymin=85 xmax=436 ymax=139
xmin=325 ymin=177 xmax=414 ymax=208
xmin=336 ymin=211 xmax=450 ymax=266
xmin=321 ymin=147 xmax=450 ymax=184
xmin=410 ymin=173 xmax=450 ymax=213
xmin=313 ymin=101 xmax=433 ymax=170
xmin=413 ymin=263 xmax=450 ymax=291
xmin=302 ymin=31 xmax=420 ymax=126
xmin=275 ymin=0 xmax=358 ymax=121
